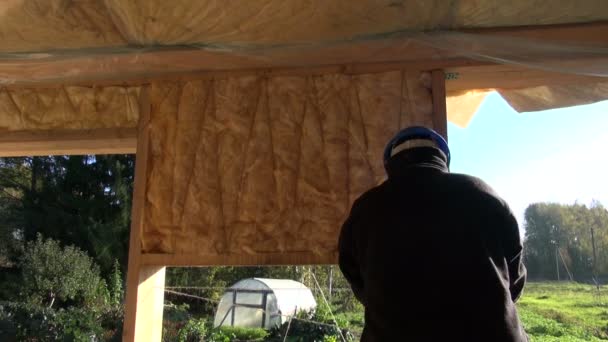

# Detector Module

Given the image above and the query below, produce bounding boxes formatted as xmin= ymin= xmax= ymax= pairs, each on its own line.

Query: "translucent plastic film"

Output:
xmin=0 ymin=29 xmax=607 ymax=85
xmin=3 ymin=0 xmax=607 ymax=52
xmin=417 ymin=31 xmax=608 ymax=77
xmin=0 ymin=0 xmax=607 ymax=85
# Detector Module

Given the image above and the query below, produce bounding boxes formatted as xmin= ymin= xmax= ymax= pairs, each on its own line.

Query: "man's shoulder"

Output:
xmin=445 ymin=173 xmax=497 ymax=194
xmin=350 ymin=181 xmax=390 ymax=210
xmin=446 ymin=172 xmax=511 ymax=210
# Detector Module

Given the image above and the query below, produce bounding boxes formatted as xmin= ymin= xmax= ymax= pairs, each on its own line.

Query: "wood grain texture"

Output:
xmin=2 ymin=21 xmax=607 ymax=87
xmin=431 ymin=70 xmax=447 ymax=140
xmin=0 ymin=128 xmax=136 ymax=157
xmin=123 ymin=86 xmax=154 ymax=341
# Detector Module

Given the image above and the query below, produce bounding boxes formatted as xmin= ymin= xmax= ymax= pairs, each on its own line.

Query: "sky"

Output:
xmin=448 ymin=92 xmax=608 ymax=233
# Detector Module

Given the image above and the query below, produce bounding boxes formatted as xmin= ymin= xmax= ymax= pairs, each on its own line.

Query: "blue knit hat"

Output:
xmin=383 ymin=126 xmax=450 ymax=170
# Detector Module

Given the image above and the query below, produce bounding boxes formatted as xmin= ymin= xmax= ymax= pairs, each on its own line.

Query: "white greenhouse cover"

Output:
xmin=214 ymin=278 xmax=317 ymax=329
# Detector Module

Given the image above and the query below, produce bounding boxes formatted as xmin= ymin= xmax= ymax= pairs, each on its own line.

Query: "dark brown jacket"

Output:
xmin=339 ymin=147 xmax=527 ymax=341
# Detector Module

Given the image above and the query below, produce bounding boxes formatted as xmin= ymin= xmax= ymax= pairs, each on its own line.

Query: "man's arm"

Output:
xmin=499 ymin=202 xmax=527 ymax=302
xmin=473 ymin=175 xmax=527 ymax=303
xmin=338 ymin=200 xmax=366 ymax=305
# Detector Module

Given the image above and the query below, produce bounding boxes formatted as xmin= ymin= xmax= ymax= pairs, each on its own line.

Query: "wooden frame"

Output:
xmin=117 ymin=68 xmax=448 ymax=340
xmin=1 ymin=21 xmax=605 ymax=88
xmin=2 ymin=22 xmax=606 ymax=156
xmin=0 ymin=128 xmax=137 ymax=157
xmin=2 ymin=21 xmax=606 ymax=342
xmin=431 ymin=70 xmax=448 ymax=140
xmin=122 ymin=87 xmax=167 ymax=341
xmin=140 ymin=252 xmax=338 ymax=267
xmin=445 ymin=63 xmax=606 ymax=94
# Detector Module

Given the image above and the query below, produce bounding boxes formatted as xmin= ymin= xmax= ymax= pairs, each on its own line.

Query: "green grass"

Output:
xmin=163 ymin=282 xmax=608 ymax=341
xmin=518 ymin=282 xmax=608 ymax=341
xmin=330 ymin=282 xmax=608 ymax=341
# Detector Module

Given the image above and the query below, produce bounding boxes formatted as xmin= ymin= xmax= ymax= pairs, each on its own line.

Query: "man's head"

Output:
xmin=383 ymin=126 xmax=450 ymax=171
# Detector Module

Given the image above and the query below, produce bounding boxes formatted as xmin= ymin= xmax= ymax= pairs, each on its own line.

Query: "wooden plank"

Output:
xmin=2 ymin=56 xmax=482 ymax=88
xmin=1 ymin=21 xmax=606 ymax=87
xmin=123 ymin=86 xmax=165 ymax=342
xmin=141 ymin=252 xmax=338 ymax=267
xmin=431 ymin=70 xmax=448 ymax=140
xmin=0 ymin=128 xmax=136 ymax=157
xmin=445 ymin=63 xmax=607 ymax=94
xmin=134 ymin=266 xmax=166 ymax=342
xmin=461 ymin=21 xmax=608 ymax=43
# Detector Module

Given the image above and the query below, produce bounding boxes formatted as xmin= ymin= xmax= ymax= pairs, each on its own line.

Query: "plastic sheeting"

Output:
xmin=0 ymin=1 xmax=606 ymax=127
xmin=1 ymin=29 xmax=607 ymax=85
xmin=2 ymin=0 xmax=607 ymax=52
xmin=417 ymin=32 xmax=608 ymax=77
xmin=214 ymin=278 xmax=316 ymax=329
xmin=446 ymin=90 xmax=490 ymax=128
xmin=446 ymin=82 xmax=608 ymax=128
xmin=499 ymin=83 xmax=608 ymax=112
xmin=0 ymin=1 xmax=607 ymax=85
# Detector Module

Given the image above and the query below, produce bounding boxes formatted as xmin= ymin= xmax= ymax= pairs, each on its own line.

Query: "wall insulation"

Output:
xmin=141 ymin=70 xmax=434 ymax=262
xmin=2 ymin=0 xmax=607 ymax=52
xmin=0 ymin=86 xmax=140 ymax=131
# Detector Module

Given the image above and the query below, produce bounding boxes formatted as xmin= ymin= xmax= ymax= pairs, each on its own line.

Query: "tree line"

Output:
xmin=524 ymin=201 xmax=608 ymax=282
xmin=0 ymin=156 xmax=356 ymax=340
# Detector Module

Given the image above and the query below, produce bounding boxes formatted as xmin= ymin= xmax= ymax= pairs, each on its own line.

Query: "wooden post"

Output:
xmin=328 ymin=266 xmax=333 ymax=301
xmin=123 ymin=86 xmax=166 ymax=341
xmin=431 ymin=69 xmax=448 ymax=141
xmin=555 ymin=245 xmax=560 ymax=281
xmin=591 ymin=227 xmax=598 ymax=283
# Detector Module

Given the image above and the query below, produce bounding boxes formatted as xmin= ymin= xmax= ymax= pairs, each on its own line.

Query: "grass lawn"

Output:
xmin=518 ymin=282 xmax=608 ymax=341
xmin=333 ymin=282 xmax=608 ymax=341
xmin=163 ymin=282 xmax=608 ymax=341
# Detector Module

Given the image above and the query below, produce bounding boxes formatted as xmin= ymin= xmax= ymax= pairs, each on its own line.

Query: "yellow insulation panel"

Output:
xmin=141 ymin=71 xmax=434 ymax=262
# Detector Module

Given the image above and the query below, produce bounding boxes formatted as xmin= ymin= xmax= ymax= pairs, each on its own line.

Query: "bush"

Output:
xmin=0 ymin=301 xmax=110 ymax=341
xmin=207 ymin=326 xmax=268 ymax=342
xmin=177 ymin=318 xmax=207 ymax=342
xmin=20 ymin=234 xmax=106 ymax=309
xmin=0 ymin=237 xmax=124 ymax=341
xmin=55 ymin=307 xmax=105 ymax=341
xmin=267 ymin=304 xmax=353 ymax=342
xmin=163 ymin=302 xmax=192 ymax=341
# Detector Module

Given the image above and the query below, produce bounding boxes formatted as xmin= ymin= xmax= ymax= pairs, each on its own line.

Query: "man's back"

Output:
xmin=339 ymin=147 xmax=527 ymax=341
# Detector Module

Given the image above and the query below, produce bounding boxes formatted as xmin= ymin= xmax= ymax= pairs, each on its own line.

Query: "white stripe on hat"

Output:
xmin=391 ymin=139 xmax=438 ymax=157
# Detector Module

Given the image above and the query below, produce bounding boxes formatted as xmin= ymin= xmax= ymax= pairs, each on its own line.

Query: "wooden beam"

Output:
xmin=431 ymin=70 xmax=448 ymax=140
xmin=445 ymin=63 xmax=607 ymax=94
xmin=0 ymin=128 xmax=137 ymax=157
xmin=133 ymin=266 xmax=166 ymax=342
xmin=1 ymin=21 xmax=606 ymax=87
xmin=0 ymin=58 xmax=486 ymax=89
xmin=141 ymin=252 xmax=338 ymax=267
xmin=123 ymin=87 xmax=165 ymax=342
xmin=461 ymin=21 xmax=608 ymax=43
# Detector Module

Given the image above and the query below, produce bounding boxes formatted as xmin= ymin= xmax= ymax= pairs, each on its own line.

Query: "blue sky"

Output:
xmin=448 ymin=92 xmax=608 ymax=233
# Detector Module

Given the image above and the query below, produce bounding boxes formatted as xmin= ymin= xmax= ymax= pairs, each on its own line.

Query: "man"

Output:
xmin=339 ymin=126 xmax=527 ymax=341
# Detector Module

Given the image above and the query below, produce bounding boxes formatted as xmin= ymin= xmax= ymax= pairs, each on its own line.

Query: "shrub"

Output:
xmin=207 ymin=326 xmax=268 ymax=342
xmin=0 ymin=237 xmax=123 ymax=341
xmin=178 ymin=318 xmax=207 ymax=342
xmin=0 ymin=301 xmax=107 ymax=341
xmin=163 ymin=302 xmax=191 ymax=341
xmin=20 ymin=234 xmax=106 ymax=309
xmin=107 ymin=259 xmax=124 ymax=309
xmin=323 ymin=335 xmax=339 ymax=342
xmin=266 ymin=303 xmax=354 ymax=342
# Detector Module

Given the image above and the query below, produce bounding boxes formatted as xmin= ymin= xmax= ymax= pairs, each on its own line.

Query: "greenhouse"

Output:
xmin=214 ymin=278 xmax=317 ymax=329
